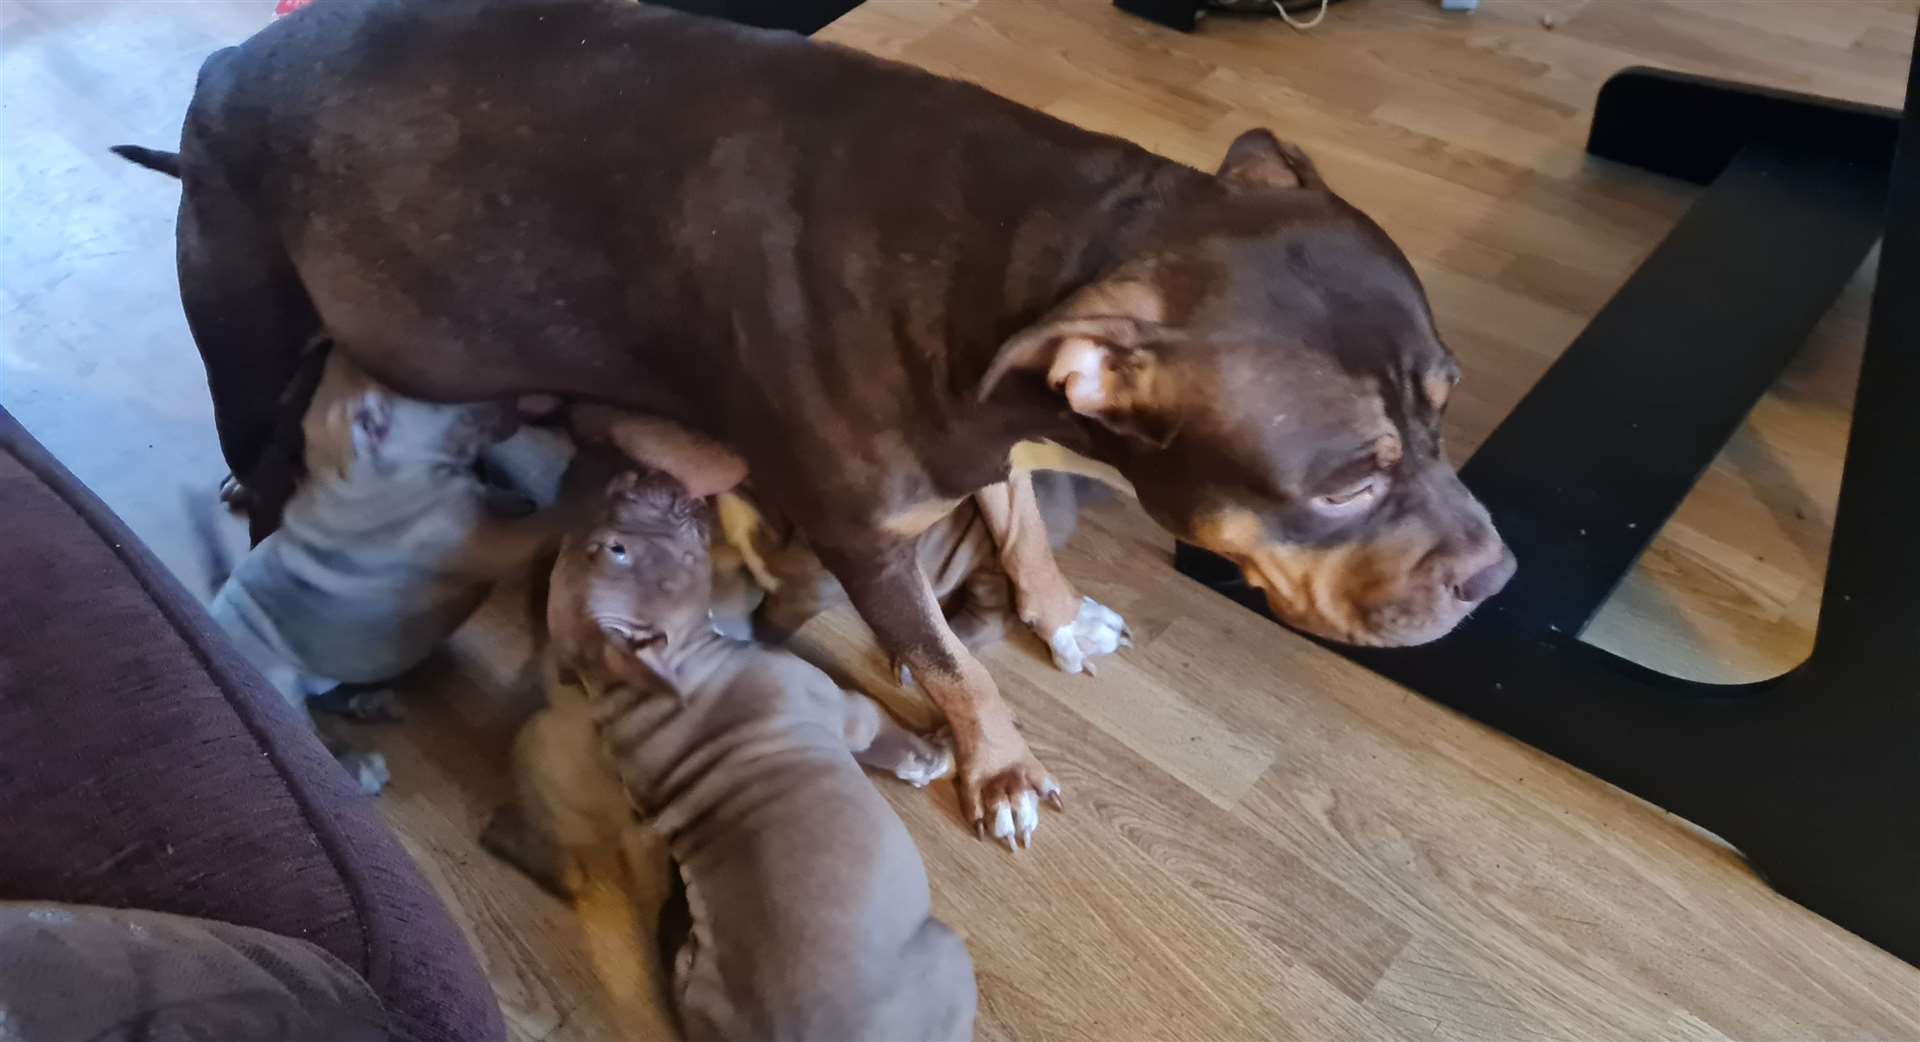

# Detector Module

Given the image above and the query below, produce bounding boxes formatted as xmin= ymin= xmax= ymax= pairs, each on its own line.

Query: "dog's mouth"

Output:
xmin=1231 ymin=551 xmax=1474 ymax=649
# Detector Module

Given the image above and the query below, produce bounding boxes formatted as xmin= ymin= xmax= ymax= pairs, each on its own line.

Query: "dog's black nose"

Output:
xmin=1454 ymin=550 xmax=1516 ymax=603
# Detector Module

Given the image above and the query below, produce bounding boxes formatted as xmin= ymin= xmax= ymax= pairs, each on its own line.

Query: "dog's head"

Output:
xmin=548 ymin=470 xmax=714 ymax=696
xmin=985 ymin=131 xmax=1513 ymax=646
xmin=303 ymin=353 xmax=519 ymax=480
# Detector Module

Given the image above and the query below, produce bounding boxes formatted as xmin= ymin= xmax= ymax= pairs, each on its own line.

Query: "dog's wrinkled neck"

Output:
xmin=1072 ymin=162 xmax=1216 ymax=287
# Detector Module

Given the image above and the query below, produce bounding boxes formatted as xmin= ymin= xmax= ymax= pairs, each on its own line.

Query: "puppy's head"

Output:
xmin=984 ymin=131 xmax=1513 ymax=646
xmin=548 ymin=471 xmax=713 ymax=695
xmin=303 ymin=354 xmax=518 ymax=480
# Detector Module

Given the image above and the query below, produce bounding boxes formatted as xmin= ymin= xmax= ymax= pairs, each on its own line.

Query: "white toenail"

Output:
xmin=992 ymin=803 xmax=1015 ymax=839
xmin=1016 ymin=791 xmax=1039 ymax=835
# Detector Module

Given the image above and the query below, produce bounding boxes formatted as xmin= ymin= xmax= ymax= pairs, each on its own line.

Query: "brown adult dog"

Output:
xmin=128 ymin=0 xmax=1513 ymax=848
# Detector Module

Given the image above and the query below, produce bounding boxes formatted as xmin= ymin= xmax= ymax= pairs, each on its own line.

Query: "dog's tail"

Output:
xmin=184 ymin=487 xmax=237 ymax=594
xmin=110 ymin=144 xmax=182 ymax=179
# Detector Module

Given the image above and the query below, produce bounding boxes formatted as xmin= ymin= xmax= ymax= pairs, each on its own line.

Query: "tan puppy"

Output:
xmin=492 ymin=472 xmax=976 ymax=1041
xmin=715 ymin=472 xmax=1103 ymax=666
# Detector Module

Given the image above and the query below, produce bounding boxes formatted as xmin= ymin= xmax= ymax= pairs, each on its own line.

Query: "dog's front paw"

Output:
xmin=960 ymin=738 xmax=1061 ymax=852
xmin=892 ymin=729 xmax=955 ymax=789
xmin=1044 ymin=596 xmax=1132 ymax=675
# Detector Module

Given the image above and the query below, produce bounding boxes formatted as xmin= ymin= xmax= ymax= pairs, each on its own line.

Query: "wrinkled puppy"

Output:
xmin=496 ymin=471 xmax=975 ymax=1042
xmin=207 ymin=351 xmax=575 ymax=792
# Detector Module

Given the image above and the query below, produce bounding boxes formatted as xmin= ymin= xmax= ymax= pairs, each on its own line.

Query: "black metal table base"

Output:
xmin=1177 ymin=45 xmax=1920 ymax=965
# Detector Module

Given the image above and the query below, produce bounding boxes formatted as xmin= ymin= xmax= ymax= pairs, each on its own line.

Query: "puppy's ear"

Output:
xmin=349 ymin=391 xmax=394 ymax=460
xmin=599 ymin=621 xmax=684 ymax=700
xmin=606 ymin=470 xmax=645 ymax=500
xmin=978 ymin=316 xmax=1181 ymax=447
xmin=1217 ymin=129 xmax=1325 ymax=192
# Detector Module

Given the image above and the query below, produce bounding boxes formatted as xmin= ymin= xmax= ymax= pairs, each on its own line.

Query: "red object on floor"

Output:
xmin=274 ymin=0 xmax=312 ymax=16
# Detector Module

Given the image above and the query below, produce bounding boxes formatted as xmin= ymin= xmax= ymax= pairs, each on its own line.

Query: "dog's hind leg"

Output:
xmin=175 ymin=172 xmax=324 ymax=541
xmin=944 ymin=567 xmax=1016 ymax=652
xmin=974 ymin=473 xmax=1129 ymax=675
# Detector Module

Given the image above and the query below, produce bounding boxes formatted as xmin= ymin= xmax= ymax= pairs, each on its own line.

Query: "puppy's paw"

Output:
xmin=892 ymin=729 xmax=955 ymax=789
xmin=313 ymin=687 xmax=408 ymax=723
xmin=480 ymin=805 xmax=579 ymax=900
xmin=1044 ymin=596 xmax=1131 ymax=675
xmin=218 ymin=473 xmax=253 ymax=513
xmin=352 ymin=689 xmax=407 ymax=722
xmin=337 ymin=749 xmax=390 ymax=796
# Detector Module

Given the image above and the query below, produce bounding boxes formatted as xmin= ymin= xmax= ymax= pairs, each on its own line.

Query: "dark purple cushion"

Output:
xmin=0 ymin=901 xmax=389 ymax=1041
xmin=0 ymin=407 xmax=502 ymax=1042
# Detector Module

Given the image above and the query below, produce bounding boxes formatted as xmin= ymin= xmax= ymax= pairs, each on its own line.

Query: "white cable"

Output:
xmin=1273 ymin=0 xmax=1329 ymax=31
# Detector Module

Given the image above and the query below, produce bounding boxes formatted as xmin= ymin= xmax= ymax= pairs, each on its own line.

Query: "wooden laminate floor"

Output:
xmin=4 ymin=0 xmax=1916 ymax=1038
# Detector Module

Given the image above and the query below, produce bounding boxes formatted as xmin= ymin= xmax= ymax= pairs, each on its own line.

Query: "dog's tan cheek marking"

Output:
xmin=1213 ymin=502 xmax=1472 ymax=643
xmin=1193 ymin=507 xmax=1367 ymax=640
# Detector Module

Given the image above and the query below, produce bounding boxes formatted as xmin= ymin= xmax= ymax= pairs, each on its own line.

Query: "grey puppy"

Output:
xmin=205 ymin=350 xmax=574 ymax=792
xmin=490 ymin=471 xmax=975 ymax=1042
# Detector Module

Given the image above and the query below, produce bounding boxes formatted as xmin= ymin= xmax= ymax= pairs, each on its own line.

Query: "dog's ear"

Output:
xmin=598 ymin=621 xmax=684 ymax=700
xmin=348 ymin=391 xmax=393 ymax=460
xmin=978 ymin=316 xmax=1180 ymax=447
xmin=1217 ymin=129 xmax=1325 ymax=192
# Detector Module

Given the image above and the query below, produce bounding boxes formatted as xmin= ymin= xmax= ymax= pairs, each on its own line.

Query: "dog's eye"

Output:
xmin=1311 ymin=477 xmax=1380 ymax=515
xmin=605 ymin=541 xmax=628 ymax=561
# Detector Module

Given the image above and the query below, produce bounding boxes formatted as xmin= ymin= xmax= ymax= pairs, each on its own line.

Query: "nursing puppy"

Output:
xmin=493 ymin=471 xmax=975 ymax=1041
xmin=206 ymin=350 xmax=574 ymax=791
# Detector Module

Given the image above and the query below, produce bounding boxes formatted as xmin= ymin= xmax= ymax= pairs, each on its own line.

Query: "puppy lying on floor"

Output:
xmin=714 ymin=471 xmax=1114 ymax=671
xmin=202 ymin=350 xmax=577 ymax=792
xmin=487 ymin=471 xmax=976 ymax=1041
